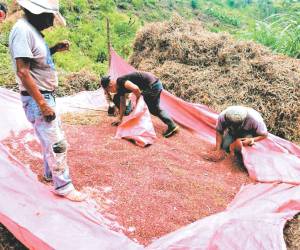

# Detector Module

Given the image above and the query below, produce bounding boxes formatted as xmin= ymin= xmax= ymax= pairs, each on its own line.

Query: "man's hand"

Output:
xmin=40 ymin=103 xmax=56 ymax=122
xmin=240 ymin=138 xmax=255 ymax=146
xmin=53 ymin=40 xmax=70 ymax=53
xmin=108 ymin=105 xmax=119 ymax=117
xmin=203 ymin=149 xmax=227 ymax=162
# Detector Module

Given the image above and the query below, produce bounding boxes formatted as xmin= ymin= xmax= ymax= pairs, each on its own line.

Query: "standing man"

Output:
xmin=9 ymin=0 xmax=85 ymax=201
xmin=0 ymin=2 xmax=7 ymax=22
xmin=215 ymin=106 xmax=268 ymax=157
xmin=100 ymin=71 xmax=179 ymax=138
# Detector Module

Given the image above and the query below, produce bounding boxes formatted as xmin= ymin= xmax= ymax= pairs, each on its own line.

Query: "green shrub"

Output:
xmin=191 ymin=0 xmax=199 ymax=9
xmin=204 ymin=7 xmax=240 ymax=27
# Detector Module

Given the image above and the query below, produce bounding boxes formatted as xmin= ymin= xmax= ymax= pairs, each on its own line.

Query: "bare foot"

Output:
xmin=64 ymin=189 xmax=87 ymax=202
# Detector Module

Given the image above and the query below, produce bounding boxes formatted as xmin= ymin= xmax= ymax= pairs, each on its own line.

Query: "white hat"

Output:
xmin=225 ymin=106 xmax=248 ymax=124
xmin=17 ymin=0 xmax=66 ymax=26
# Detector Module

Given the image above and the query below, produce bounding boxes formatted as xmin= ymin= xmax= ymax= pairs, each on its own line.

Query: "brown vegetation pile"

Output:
xmin=56 ymin=70 xmax=99 ymax=97
xmin=284 ymin=214 xmax=300 ymax=249
xmin=0 ymin=224 xmax=27 ymax=250
xmin=129 ymin=16 xmax=300 ymax=142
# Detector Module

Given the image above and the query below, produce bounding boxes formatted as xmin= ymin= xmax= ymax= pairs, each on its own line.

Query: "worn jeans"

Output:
xmin=143 ymin=81 xmax=176 ymax=129
xmin=21 ymin=93 xmax=74 ymax=195
xmin=222 ymin=130 xmax=254 ymax=152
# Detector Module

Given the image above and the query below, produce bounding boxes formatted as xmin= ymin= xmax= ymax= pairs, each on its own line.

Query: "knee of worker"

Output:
xmin=52 ymin=140 xmax=67 ymax=154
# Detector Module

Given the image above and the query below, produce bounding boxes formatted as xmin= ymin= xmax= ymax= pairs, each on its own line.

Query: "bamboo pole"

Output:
xmin=106 ymin=17 xmax=111 ymax=68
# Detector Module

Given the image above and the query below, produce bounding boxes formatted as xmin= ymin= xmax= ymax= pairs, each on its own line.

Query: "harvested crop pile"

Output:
xmin=129 ymin=16 xmax=300 ymax=142
xmin=56 ymin=70 xmax=99 ymax=97
xmin=0 ymin=224 xmax=27 ymax=250
xmin=2 ymin=111 xmax=251 ymax=246
xmin=284 ymin=213 xmax=300 ymax=249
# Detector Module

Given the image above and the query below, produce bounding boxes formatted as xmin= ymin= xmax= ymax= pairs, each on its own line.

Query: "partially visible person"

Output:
xmin=9 ymin=0 xmax=85 ymax=201
xmin=104 ymin=89 xmax=132 ymax=117
xmin=0 ymin=2 xmax=7 ymax=22
xmin=215 ymin=105 xmax=268 ymax=158
xmin=100 ymin=72 xmax=179 ymax=138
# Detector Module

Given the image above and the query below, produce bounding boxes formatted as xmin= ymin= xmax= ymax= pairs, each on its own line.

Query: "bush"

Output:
xmin=191 ymin=0 xmax=199 ymax=10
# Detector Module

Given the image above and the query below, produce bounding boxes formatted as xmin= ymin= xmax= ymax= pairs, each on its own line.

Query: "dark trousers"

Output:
xmin=143 ymin=81 xmax=176 ymax=129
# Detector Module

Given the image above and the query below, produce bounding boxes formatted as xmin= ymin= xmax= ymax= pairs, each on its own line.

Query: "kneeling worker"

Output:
xmin=215 ymin=106 xmax=268 ymax=156
xmin=100 ymin=71 xmax=179 ymax=138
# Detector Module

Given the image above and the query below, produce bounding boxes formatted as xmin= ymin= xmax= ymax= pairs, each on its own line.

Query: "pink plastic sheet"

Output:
xmin=115 ymin=96 xmax=157 ymax=147
xmin=1 ymin=49 xmax=300 ymax=250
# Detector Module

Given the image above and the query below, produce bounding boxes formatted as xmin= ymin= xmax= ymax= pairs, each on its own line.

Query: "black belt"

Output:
xmin=21 ymin=90 xmax=54 ymax=96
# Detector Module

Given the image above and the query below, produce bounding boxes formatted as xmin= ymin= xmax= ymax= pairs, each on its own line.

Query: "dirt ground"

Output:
xmin=2 ymin=111 xmax=252 ymax=246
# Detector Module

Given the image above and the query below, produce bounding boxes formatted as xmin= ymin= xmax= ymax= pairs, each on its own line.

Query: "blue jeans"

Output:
xmin=21 ymin=93 xmax=74 ymax=195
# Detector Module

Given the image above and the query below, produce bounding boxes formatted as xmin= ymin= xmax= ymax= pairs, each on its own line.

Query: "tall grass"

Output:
xmin=245 ymin=11 xmax=300 ymax=57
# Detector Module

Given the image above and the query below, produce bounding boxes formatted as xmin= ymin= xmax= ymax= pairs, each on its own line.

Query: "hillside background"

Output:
xmin=0 ymin=0 xmax=299 ymax=92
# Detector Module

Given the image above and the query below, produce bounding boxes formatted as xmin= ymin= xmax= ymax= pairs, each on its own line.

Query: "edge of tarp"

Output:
xmin=0 ymin=212 xmax=53 ymax=250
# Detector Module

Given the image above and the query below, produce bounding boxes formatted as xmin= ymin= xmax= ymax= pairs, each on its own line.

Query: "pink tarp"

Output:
xmin=0 ymin=49 xmax=300 ymax=250
xmin=114 ymin=96 xmax=157 ymax=147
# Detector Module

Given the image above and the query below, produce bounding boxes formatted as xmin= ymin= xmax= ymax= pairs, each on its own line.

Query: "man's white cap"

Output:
xmin=225 ymin=106 xmax=248 ymax=124
xmin=17 ymin=0 xmax=66 ymax=26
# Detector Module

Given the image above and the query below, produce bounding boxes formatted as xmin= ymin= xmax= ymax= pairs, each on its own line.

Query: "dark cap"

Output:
xmin=0 ymin=3 xmax=7 ymax=14
xmin=100 ymin=75 xmax=111 ymax=89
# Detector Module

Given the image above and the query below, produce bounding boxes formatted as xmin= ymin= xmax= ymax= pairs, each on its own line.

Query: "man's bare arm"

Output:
xmin=216 ymin=131 xmax=223 ymax=150
xmin=16 ymin=58 xmax=55 ymax=122
xmin=124 ymin=80 xmax=141 ymax=101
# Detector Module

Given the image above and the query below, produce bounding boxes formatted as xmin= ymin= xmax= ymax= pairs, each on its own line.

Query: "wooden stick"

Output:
xmin=106 ymin=17 xmax=111 ymax=68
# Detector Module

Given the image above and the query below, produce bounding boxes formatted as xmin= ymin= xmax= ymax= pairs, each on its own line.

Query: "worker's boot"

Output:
xmin=163 ymin=125 xmax=179 ymax=138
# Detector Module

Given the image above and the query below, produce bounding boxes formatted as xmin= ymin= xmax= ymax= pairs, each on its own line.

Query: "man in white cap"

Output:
xmin=0 ymin=2 xmax=7 ymax=22
xmin=9 ymin=0 xmax=86 ymax=201
xmin=215 ymin=105 xmax=268 ymax=159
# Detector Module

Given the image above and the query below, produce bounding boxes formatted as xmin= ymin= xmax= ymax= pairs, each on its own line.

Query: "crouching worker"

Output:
xmin=215 ymin=106 xmax=268 ymax=161
xmin=100 ymin=71 xmax=179 ymax=138
xmin=9 ymin=0 xmax=86 ymax=201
